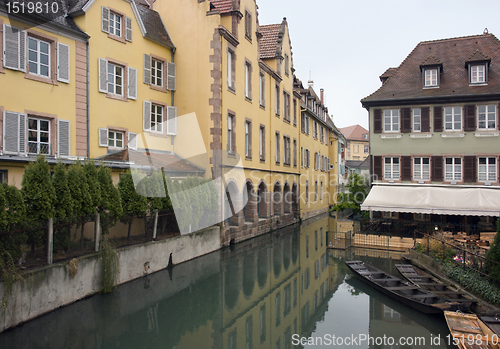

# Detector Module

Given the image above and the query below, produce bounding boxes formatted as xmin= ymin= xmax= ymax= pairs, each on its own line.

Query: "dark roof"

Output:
xmin=379 ymin=67 xmax=396 ymax=82
xmin=0 ymin=0 xmax=87 ymax=36
xmin=359 ymin=156 xmax=370 ymax=169
xmin=136 ymin=5 xmax=175 ymax=49
xmin=259 ymin=23 xmax=282 ymax=59
xmin=420 ymin=55 xmax=442 ymax=67
xmin=67 ymin=0 xmax=90 ymax=15
xmin=346 ymin=158 xmax=370 ymax=169
xmin=210 ymin=0 xmax=233 ymax=13
xmin=362 ymin=33 xmax=500 ymax=105
xmin=100 ymin=149 xmax=205 ymax=176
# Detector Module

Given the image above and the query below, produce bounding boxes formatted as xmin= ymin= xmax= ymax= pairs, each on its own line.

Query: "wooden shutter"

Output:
xmin=58 ymin=119 xmax=71 ymax=157
xmin=463 ymin=156 xmax=476 ymax=183
xmin=433 ymin=106 xmax=443 ymax=132
xmin=98 ymin=58 xmax=107 ymax=93
xmin=3 ymin=24 xmax=24 ymax=71
xmin=421 ymin=107 xmax=430 ymax=132
xmin=57 ymin=42 xmax=70 ymax=83
xmin=128 ymin=132 xmax=137 ymax=150
xmin=464 ymin=105 xmax=476 ymax=131
xmin=431 ymin=156 xmax=443 ymax=182
xmin=143 ymin=54 xmax=151 ymax=85
xmin=373 ymin=109 xmax=382 ymax=133
xmin=373 ymin=155 xmax=382 ymax=180
xmin=498 ymin=104 xmax=500 ymax=130
xmin=102 ymin=7 xmax=110 ymax=33
xmin=98 ymin=128 xmax=108 ymax=147
xmin=401 ymin=156 xmax=412 ymax=181
xmin=143 ymin=101 xmax=151 ymax=131
xmin=166 ymin=62 xmax=176 ymax=91
xmin=401 ymin=108 xmax=411 ymax=133
xmin=166 ymin=106 xmax=177 ymax=135
xmin=3 ymin=111 xmax=19 ymax=154
xmin=128 ymin=67 xmax=137 ymax=100
xmin=19 ymin=113 xmax=26 ymax=154
xmin=125 ymin=16 xmax=133 ymax=42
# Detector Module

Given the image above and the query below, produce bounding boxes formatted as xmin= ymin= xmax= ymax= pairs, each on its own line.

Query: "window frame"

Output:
xmin=413 ymin=157 xmax=430 ymax=181
xmin=0 ymin=170 xmax=7 ymax=184
xmin=227 ymin=46 xmax=236 ymax=92
xmin=25 ymin=30 xmax=58 ymax=85
xmin=383 ymin=109 xmax=399 ymax=133
xmin=108 ymin=130 xmax=124 ymax=149
xmin=259 ymin=72 xmax=265 ymax=107
xmin=478 ymin=157 xmax=497 ymax=182
xmin=423 ymin=68 xmax=438 ymax=87
xmin=27 ymin=36 xmax=50 ymax=79
xmin=107 ymin=61 xmax=124 ymax=97
xmin=444 ymin=106 xmax=462 ymax=131
xmin=227 ymin=114 xmax=235 ymax=154
xmin=412 ymin=108 xmax=421 ymax=132
xmin=470 ymin=64 xmax=487 ymax=85
xmin=445 ymin=157 xmax=462 ymax=182
xmin=477 ymin=105 xmax=496 ymax=130
xmin=151 ymin=57 xmax=164 ymax=88
xmin=27 ymin=117 xmax=51 ymax=155
xmin=275 ymin=131 xmax=280 ymax=164
xmin=259 ymin=124 xmax=265 ymax=161
xmin=384 ymin=157 xmax=400 ymax=180
xmin=245 ymin=119 xmax=252 ymax=159
xmin=244 ymin=9 xmax=252 ymax=40
xmin=244 ymin=60 xmax=252 ymax=101
xmin=109 ymin=11 xmax=122 ymax=38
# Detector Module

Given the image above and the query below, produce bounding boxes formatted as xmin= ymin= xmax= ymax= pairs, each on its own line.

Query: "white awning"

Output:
xmin=361 ymin=185 xmax=500 ymax=216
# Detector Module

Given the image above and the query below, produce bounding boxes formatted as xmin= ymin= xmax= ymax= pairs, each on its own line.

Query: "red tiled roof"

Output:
xmin=210 ymin=0 xmax=233 ymax=13
xmin=259 ymin=23 xmax=282 ymax=59
xmin=362 ymin=33 xmax=500 ymax=104
xmin=339 ymin=125 xmax=369 ymax=141
xmin=101 ymin=149 xmax=205 ymax=175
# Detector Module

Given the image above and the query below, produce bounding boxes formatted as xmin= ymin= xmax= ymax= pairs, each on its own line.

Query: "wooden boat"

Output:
xmin=346 ymin=260 xmax=471 ymax=314
xmin=481 ymin=316 xmax=500 ymax=336
xmin=395 ymin=263 xmax=477 ymax=308
xmin=444 ymin=311 xmax=499 ymax=349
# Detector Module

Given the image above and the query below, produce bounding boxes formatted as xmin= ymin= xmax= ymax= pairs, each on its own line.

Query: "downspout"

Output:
xmin=86 ymin=40 xmax=90 ymax=159
xmin=170 ymin=47 xmax=176 ymax=153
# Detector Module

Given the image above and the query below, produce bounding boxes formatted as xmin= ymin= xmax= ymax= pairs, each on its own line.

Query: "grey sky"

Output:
xmin=257 ymin=0 xmax=500 ymax=130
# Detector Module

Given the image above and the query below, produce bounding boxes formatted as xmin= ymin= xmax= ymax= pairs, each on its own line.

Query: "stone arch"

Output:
xmin=243 ymin=180 xmax=257 ymax=223
xmin=283 ymin=181 xmax=292 ymax=214
xmin=257 ymin=180 xmax=269 ymax=218
xmin=225 ymin=180 xmax=242 ymax=226
xmin=273 ymin=181 xmax=283 ymax=216
xmin=243 ymin=253 xmax=255 ymax=298
xmin=292 ymin=181 xmax=299 ymax=218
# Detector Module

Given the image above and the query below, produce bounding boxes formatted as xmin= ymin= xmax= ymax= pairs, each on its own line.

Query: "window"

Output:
xmin=293 ymin=99 xmax=297 ymax=126
xmin=320 ymin=182 xmax=323 ymax=201
xmin=444 ymin=107 xmax=462 ymax=131
xmin=283 ymin=136 xmax=291 ymax=165
xmin=151 ymin=58 xmax=163 ymax=87
xmin=424 ymin=68 xmax=438 ymax=87
xmin=227 ymin=48 xmax=236 ymax=91
xmin=445 ymin=157 xmax=462 ymax=181
xmin=109 ymin=12 xmax=122 ymax=37
xmin=245 ymin=10 xmax=252 ymax=40
xmin=413 ymin=157 xmax=430 ymax=180
xmin=245 ymin=120 xmax=251 ymax=158
xmin=470 ymin=65 xmax=486 ymax=84
xmin=383 ymin=109 xmax=399 ymax=132
xmin=28 ymin=37 xmax=50 ymax=78
xmin=275 ymin=84 xmax=280 ymax=116
xmin=353 ymin=144 xmax=359 ymax=153
xmin=107 ymin=62 xmax=123 ymax=96
xmin=259 ymin=72 xmax=265 ymax=107
xmin=108 ymin=130 xmax=124 ymax=149
xmin=283 ymin=91 xmax=291 ymax=121
xmin=293 ymin=139 xmax=297 ymax=167
xmin=228 ymin=115 xmax=234 ymax=153
xmin=313 ymin=121 xmax=318 ymax=139
xmin=284 ymin=53 xmax=289 ymax=76
xmin=150 ymin=104 xmax=163 ymax=133
xmin=478 ymin=105 xmax=496 ymax=130
xmin=478 ymin=157 xmax=496 ymax=182
xmin=245 ymin=61 xmax=252 ymax=100
xmin=314 ymin=181 xmax=318 ymax=201
xmin=0 ymin=170 xmax=7 ymax=184
xmin=259 ymin=125 xmax=265 ymax=161
xmin=320 ymin=127 xmax=324 ymax=143
xmin=364 ymin=145 xmax=369 ymax=153
xmin=28 ymin=118 xmax=50 ymax=154
xmin=384 ymin=157 xmax=399 ymax=179
xmin=275 ymin=132 xmax=280 ymax=164
xmin=413 ymin=108 xmax=421 ymax=132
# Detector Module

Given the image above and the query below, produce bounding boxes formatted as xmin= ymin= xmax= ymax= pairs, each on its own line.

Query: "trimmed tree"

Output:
xmin=67 ymin=162 xmax=93 ymax=247
xmin=98 ymin=165 xmax=122 ymax=235
xmin=21 ymin=155 xmax=56 ymax=255
xmin=330 ymin=173 xmax=370 ymax=216
xmin=118 ymin=170 xmax=148 ymax=243
xmin=52 ymin=162 xmax=74 ymax=250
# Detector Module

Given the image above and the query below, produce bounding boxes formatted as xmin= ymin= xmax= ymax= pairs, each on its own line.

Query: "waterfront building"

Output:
xmin=339 ymin=124 xmax=369 ymax=161
xmin=361 ymin=32 xmax=500 ymax=225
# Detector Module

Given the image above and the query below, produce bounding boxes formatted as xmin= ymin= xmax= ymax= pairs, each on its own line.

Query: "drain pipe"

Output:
xmin=170 ymin=48 xmax=176 ymax=153
xmin=86 ymin=40 xmax=90 ymax=159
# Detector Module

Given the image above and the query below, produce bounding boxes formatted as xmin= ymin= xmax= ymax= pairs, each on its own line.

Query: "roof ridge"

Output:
xmin=419 ymin=33 xmax=494 ymax=45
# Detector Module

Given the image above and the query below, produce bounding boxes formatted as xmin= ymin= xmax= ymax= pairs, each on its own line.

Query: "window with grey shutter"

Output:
xmin=3 ymin=111 xmax=19 ymax=154
xmin=58 ymin=119 xmax=70 ymax=157
xmin=143 ymin=101 xmax=152 ymax=131
xmin=57 ymin=42 xmax=70 ymax=83
xmin=98 ymin=58 xmax=108 ymax=93
xmin=3 ymin=24 xmax=25 ymax=71
xmin=102 ymin=7 xmax=110 ymax=33
xmin=166 ymin=106 xmax=177 ymax=135
xmin=143 ymin=54 xmax=151 ymax=85
xmin=125 ymin=16 xmax=133 ymax=42
xmin=19 ymin=113 xmax=26 ymax=154
xmin=128 ymin=67 xmax=137 ymax=100
xmin=99 ymin=128 xmax=108 ymax=147
xmin=166 ymin=62 xmax=176 ymax=91
xmin=128 ymin=132 xmax=137 ymax=150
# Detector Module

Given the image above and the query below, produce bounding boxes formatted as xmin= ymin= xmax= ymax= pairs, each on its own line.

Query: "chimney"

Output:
xmin=320 ymin=88 xmax=324 ymax=104
xmin=308 ymin=80 xmax=314 ymax=88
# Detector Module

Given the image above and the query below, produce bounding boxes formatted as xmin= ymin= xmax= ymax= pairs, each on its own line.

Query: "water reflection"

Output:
xmin=0 ymin=215 xmax=454 ymax=349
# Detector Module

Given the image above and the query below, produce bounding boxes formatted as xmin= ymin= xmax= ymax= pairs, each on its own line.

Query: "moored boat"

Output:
xmin=481 ymin=316 xmax=500 ymax=337
xmin=444 ymin=311 xmax=499 ymax=349
xmin=346 ymin=260 xmax=471 ymax=314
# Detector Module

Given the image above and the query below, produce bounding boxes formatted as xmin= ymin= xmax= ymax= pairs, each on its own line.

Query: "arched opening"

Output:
xmin=257 ymin=182 xmax=268 ymax=218
xmin=273 ymin=182 xmax=282 ymax=216
xmin=243 ymin=181 xmax=256 ymax=222
xmin=283 ymin=182 xmax=291 ymax=214
xmin=243 ymin=254 xmax=255 ymax=297
xmin=225 ymin=181 xmax=241 ymax=226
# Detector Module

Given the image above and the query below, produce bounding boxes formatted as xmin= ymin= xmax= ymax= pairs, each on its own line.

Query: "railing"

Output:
xmin=28 ymin=142 xmax=51 ymax=155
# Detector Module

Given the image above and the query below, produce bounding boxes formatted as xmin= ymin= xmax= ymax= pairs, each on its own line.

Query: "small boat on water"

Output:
xmin=481 ymin=316 xmax=500 ymax=336
xmin=395 ymin=264 xmax=477 ymax=308
xmin=346 ymin=260 xmax=472 ymax=314
xmin=444 ymin=311 xmax=499 ymax=349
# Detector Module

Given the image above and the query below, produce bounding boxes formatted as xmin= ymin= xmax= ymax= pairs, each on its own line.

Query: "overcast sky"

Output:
xmin=257 ymin=0 xmax=500 ymax=130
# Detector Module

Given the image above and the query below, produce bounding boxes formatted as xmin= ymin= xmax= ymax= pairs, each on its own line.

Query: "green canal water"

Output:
xmin=0 ymin=215 xmax=455 ymax=348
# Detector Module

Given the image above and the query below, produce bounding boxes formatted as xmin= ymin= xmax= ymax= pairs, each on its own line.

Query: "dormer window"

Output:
xmin=424 ymin=68 xmax=438 ymax=87
xmin=470 ymin=64 xmax=486 ymax=84
xmin=466 ymin=50 xmax=490 ymax=85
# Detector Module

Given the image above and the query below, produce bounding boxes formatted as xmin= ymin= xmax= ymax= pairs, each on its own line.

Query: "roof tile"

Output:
xmin=259 ymin=23 xmax=281 ymax=59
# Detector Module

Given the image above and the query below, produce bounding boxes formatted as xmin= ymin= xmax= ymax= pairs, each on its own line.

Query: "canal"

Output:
xmin=0 ymin=214 xmax=455 ymax=348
